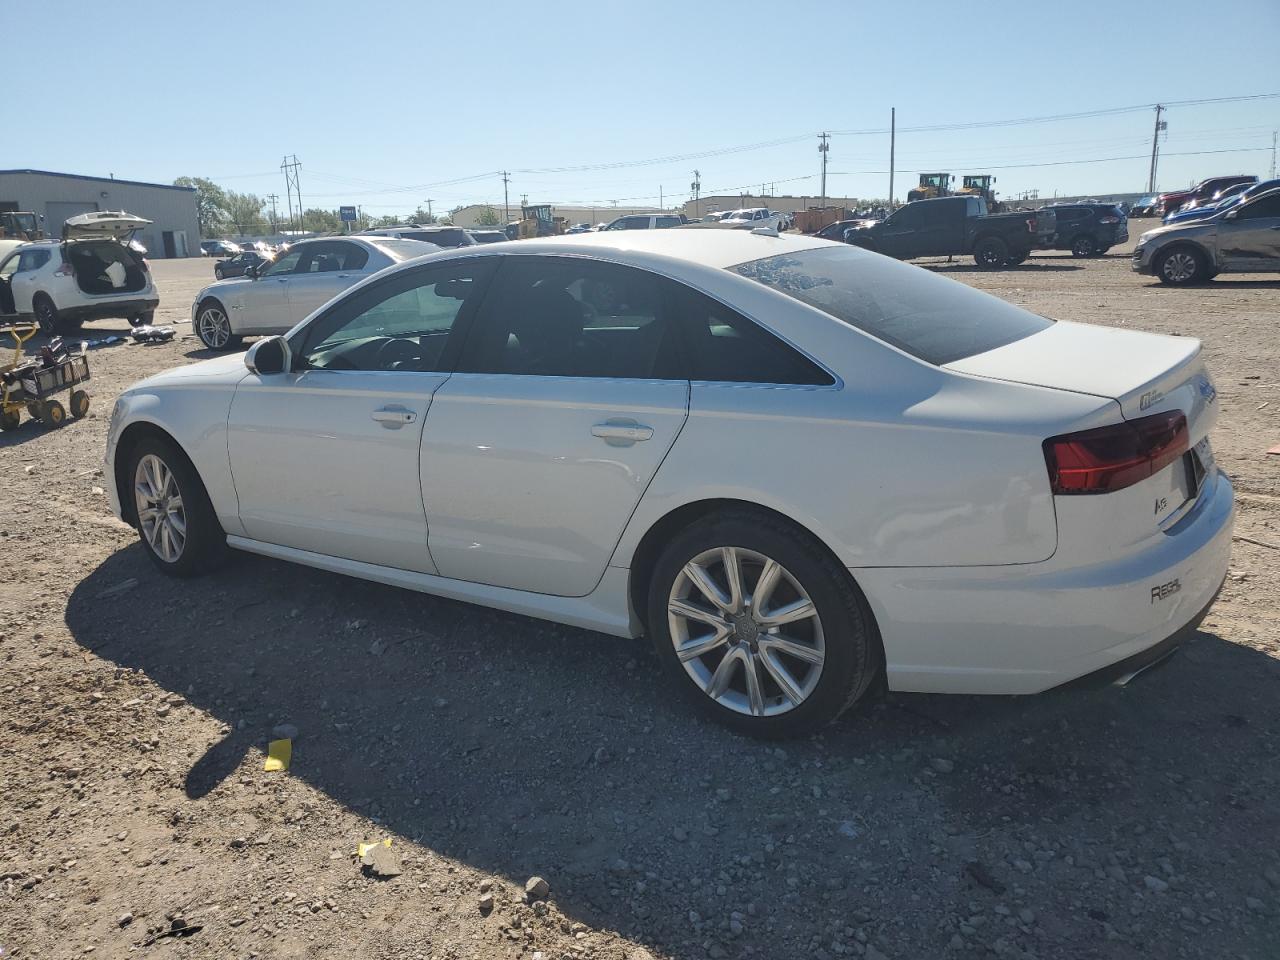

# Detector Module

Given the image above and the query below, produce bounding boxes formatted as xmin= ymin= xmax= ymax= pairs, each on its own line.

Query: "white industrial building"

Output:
xmin=0 ymin=169 xmax=201 ymax=258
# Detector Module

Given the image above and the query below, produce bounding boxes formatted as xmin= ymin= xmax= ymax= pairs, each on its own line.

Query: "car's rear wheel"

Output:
xmin=1156 ymin=246 xmax=1205 ymax=285
xmin=127 ymin=435 xmax=227 ymax=577
xmin=647 ymin=512 xmax=880 ymax=738
xmin=973 ymin=236 xmax=1009 ymax=268
xmin=1070 ymin=235 xmax=1098 ymax=257
xmin=196 ymin=299 xmax=241 ymax=351
xmin=32 ymin=295 xmax=58 ymax=336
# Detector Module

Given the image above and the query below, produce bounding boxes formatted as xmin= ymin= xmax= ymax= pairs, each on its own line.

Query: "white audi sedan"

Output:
xmin=108 ymin=230 xmax=1232 ymax=737
xmin=191 ymin=235 xmax=438 ymax=350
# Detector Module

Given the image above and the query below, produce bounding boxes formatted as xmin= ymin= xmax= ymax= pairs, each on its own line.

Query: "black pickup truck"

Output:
xmin=842 ymin=196 xmax=1056 ymax=267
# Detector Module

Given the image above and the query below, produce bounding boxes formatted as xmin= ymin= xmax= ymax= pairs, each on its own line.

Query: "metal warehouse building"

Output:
xmin=0 ymin=169 xmax=200 ymax=258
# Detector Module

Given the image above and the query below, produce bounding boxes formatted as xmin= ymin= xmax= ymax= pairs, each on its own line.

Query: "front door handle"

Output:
xmin=371 ymin=406 xmax=417 ymax=428
xmin=591 ymin=419 xmax=653 ymax=445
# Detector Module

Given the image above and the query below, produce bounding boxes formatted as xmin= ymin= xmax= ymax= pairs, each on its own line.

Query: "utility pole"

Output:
xmin=266 ymin=193 xmax=279 ymax=234
xmin=422 ymin=199 xmax=433 ymax=222
xmin=660 ymin=185 xmax=664 ymax=209
xmin=818 ymin=132 xmax=830 ymax=208
xmin=1271 ymin=130 xmax=1277 ymax=180
xmin=1147 ymin=105 xmax=1166 ymax=194
xmin=889 ymin=108 xmax=896 ymax=212
xmin=501 ymin=171 xmax=511 ymax=223
xmin=691 ymin=169 xmax=701 ymax=218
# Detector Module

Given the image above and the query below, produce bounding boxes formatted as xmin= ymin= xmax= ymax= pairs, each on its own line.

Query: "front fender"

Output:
xmin=107 ymin=386 xmax=244 ymax=536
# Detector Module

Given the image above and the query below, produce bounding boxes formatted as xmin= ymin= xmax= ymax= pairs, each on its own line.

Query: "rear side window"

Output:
xmin=732 ymin=246 xmax=1052 ymax=365
xmin=656 ymin=216 xmax=682 ymax=228
xmin=457 ymin=256 xmax=681 ymax=379
xmin=18 ymin=249 xmax=51 ymax=271
xmin=672 ymin=285 xmax=833 ymax=386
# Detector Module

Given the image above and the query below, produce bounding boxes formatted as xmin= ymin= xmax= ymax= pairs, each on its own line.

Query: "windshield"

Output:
xmin=369 ymin=238 xmax=441 ymax=260
xmin=732 ymin=246 xmax=1053 ymax=365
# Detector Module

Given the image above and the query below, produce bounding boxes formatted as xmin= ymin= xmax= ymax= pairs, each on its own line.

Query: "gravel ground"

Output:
xmin=2 ymin=233 xmax=1278 ymax=960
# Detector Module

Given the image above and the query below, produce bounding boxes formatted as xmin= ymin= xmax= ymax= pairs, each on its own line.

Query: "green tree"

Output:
xmin=300 ymin=208 xmax=341 ymax=233
xmin=476 ymin=206 xmax=501 ymax=226
xmin=224 ymin=191 xmax=266 ymax=236
xmin=174 ymin=176 xmax=227 ymax=238
xmin=409 ymin=207 xmax=437 ymax=225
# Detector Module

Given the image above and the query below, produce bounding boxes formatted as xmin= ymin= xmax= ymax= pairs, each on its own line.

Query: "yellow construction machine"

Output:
xmin=906 ymin=173 xmax=952 ymax=203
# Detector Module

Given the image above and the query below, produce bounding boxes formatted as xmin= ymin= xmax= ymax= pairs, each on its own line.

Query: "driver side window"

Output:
xmin=260 ymin=249 xmax=302 ymax=277
xmin=299 ymin=260 xmax=495 ymax=372
xmin=1237 ymin=194 xmax=1280 ymax=220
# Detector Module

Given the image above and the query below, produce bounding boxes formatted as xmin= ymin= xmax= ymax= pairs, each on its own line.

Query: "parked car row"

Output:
xmin=1134 ymin=182 xmax=1280 ymax=285
xmin=108 ymin=227 xmax=1234 ymax=736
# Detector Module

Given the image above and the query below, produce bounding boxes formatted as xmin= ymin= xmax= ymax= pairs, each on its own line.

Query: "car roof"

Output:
xmin=449 ymin=229 xmax=828 ymax=270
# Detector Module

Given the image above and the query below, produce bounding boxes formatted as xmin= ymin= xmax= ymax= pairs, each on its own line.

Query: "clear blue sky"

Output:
xmin=6 ymin=0 xmax=1278 ymax=212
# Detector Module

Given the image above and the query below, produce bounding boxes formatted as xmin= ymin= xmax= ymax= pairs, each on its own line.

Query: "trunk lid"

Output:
xmin=62 ymin=210 xmax=152 ymax=242
xmin=946 ymin=320 xmax=1210 ymax=425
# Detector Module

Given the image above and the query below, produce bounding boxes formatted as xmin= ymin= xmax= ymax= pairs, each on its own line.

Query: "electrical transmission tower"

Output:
xmin=281 ymin=155 xmax=302 ymax=233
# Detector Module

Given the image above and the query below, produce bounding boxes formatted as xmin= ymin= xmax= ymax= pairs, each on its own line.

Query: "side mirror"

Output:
xmin=245 ymin=262 xmax=259 ymax=279
xmin=245 ymin=336 xmax=292 ymax=375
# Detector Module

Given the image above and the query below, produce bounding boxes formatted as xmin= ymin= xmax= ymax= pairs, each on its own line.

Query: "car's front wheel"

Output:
xmin=647 ymin=512 xmax=880 ymax=738
xmin=1156 ymin=246 xmax=1206 ymax=285
xmin=127 ymin=434 xmax=227 ymax=576
xmin=195 ymin=299 xmax=242 ymax=351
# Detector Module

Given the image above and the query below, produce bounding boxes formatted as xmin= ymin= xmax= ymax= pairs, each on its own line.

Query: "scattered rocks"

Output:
xmin=479 ymin=892 xmax=495 ymax=914
xmin=929 ymin=758 xmax=955 ymax=774
xmin=479 ymin=879 xmax=493 ymax=893
xmin=117 ymin=912 xmax=133 ymax=928
xmin=1143 ymin=875 xmax=1169 ymax=893
xmin=271 ymin=723 xmax=299 ymax=741
xmin=525 ymin=875 xmax=550 ymax=901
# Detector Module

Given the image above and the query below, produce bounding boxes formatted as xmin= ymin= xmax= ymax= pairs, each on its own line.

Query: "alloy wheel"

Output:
xmin=1162 ymin=251 xmax=1197 ymax=283
xmin=134 ymin=453 xmax=187 ymax=563
xmin=667 ymin=547 xmax=825 ymax=718
xmin=197 ymin=305 xmax=231 ymax=349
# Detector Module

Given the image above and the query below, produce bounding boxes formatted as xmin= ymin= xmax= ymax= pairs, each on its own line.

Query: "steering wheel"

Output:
xmin=375 ymin=337 xmax=421 ymax=371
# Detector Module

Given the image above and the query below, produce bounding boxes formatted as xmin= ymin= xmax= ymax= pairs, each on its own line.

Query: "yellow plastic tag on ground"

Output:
xmin=264 ymin=738 xmax=292 ymax=772
xmin=357 ymin=838 xmax=392 ymax=858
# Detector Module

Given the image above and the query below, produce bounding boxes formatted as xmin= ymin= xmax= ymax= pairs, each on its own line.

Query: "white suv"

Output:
xmin=0 ymin=212 xmax=158 ymax=334
xmin=720 ymin=208 xmax=783 ymax=231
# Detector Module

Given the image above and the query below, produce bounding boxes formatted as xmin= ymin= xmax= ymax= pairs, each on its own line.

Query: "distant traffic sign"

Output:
xmin=339 ymin=205 xmax=357 ymax=222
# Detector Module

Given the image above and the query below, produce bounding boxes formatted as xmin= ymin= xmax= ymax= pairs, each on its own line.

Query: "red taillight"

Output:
xmin=1043 ymin=411 xmax=1189 ymax=495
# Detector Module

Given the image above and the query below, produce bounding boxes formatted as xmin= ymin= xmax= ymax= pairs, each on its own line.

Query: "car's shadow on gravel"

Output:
xmin=65 ymin=546 xmax=1280 ymax=958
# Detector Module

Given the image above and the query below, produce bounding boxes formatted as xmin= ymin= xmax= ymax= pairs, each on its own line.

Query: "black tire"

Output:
xmin=70 ymin=390 xmax=90 ymax=418
xmin=195 ymin=299 xmax=242 ymax=351
xmin=973 ymin=236 xmax=1009 ymax=268
xmin=124 ymin=433 xmax=228 ymax=577
xmin=1155 ymin=245 xmax=1206 ymax=286
xmin=1097 ymin=246 xmax=1112 ymax=256
xmin=32 ymin=295 xmax=58 ymax=336
xmin=646 ymin=510 xmax=881 ymax=738
xmin=128 ymin=310 xmax=154 ymax=328
xmin=1070 ymin=234 xmax=1098 ymax=257
xmin=0 ymin=409 xmax=20 ymax=431
xmin=1006 ymin=251 xmax=1028 ymax=265
xmin=40 ymin=399 xmax=67 ymax=427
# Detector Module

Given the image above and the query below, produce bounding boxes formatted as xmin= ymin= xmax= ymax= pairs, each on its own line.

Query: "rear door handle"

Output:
xmin=591 ymin=419 xmax=653 ymax=445
xmin=371 ymin=406 xmax=417 ymax=428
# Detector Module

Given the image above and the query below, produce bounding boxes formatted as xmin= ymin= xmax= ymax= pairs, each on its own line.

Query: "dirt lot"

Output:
xmin=2 ymin=235 xmax=1278 ymax=960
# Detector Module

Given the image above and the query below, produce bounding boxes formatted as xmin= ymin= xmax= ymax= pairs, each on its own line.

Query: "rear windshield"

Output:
xmin=732 ymin=246 xmax=1053 ymax=365
xmin=370 ymin=238 xmax=440 ymax=261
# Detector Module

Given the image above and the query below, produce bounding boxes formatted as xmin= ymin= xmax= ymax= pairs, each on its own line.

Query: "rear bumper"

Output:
xmin=61 ymin=296 xmax=159 ymax=321
xmin=858 ymin=470 xmax=1234 ymax=695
